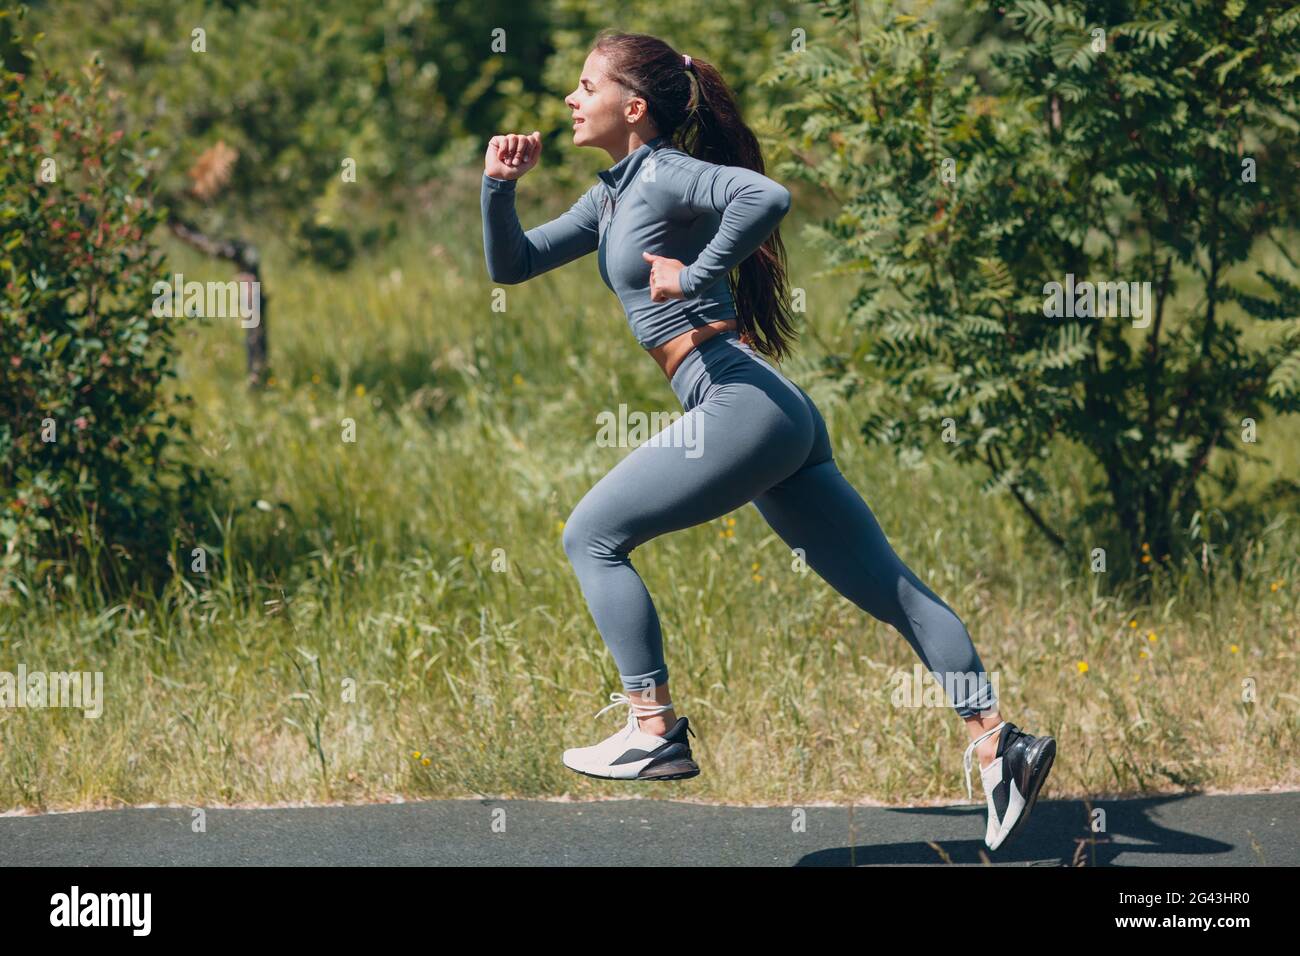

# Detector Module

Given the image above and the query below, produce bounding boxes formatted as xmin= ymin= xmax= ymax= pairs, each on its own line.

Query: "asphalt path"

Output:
xmin=1 ymin=791 xmax=1294 ymax=866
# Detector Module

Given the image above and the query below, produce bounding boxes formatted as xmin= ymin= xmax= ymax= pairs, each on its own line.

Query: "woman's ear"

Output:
xmin=624 ymin=93 xmax=647 ymax=125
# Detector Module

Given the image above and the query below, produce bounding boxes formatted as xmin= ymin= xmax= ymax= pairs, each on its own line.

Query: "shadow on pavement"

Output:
xmin=796 ymin=795 xmax=1236 ymax=866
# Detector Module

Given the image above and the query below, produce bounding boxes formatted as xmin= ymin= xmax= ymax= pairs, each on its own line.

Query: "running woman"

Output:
xmin=480 ymin=30 xmax=1055 ymax=851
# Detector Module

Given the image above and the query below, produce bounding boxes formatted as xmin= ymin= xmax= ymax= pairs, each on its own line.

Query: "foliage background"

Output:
xmin=0 ymin=0 xmax=1295 ymax=811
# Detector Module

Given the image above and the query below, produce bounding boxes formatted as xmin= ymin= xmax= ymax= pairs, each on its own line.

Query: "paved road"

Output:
xmin=1 ymin=792 xmax=1294 ymax=866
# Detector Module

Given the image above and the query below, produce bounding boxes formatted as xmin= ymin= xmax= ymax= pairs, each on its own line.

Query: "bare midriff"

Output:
xmin=649 ymin=318 xmax=746 ymax=382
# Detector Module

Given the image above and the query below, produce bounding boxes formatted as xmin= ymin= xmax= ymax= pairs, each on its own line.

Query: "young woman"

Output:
xmin=480 ymin=30 xmax=1055 ymax=851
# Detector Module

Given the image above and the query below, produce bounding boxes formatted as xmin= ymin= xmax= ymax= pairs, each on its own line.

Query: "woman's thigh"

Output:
xmin=566 ymin=379 xmax=814 ymax=555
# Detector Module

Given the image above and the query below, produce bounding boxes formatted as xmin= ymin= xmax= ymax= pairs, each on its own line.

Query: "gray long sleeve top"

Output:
xmin=480 ymin=133 xmax=791 ymax=349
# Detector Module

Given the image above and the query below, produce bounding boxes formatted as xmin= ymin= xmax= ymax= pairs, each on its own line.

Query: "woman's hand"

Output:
xmin=642 ymin=251 xmax=687 ymax=301
xmin=485 ymin=132 xmax=542 ymax=180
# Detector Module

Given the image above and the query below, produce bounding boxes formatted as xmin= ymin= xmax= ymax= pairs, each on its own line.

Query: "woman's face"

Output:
xmin=565 ymin=49 xmax=645 ymax=153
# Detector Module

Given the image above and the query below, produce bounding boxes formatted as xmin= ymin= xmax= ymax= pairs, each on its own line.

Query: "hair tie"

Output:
xmin=683 ymin=54 xmax=692 ymax=69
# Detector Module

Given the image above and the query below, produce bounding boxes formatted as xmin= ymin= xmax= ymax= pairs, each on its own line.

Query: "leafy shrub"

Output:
xmin=1 ymin=22 xmax=214 ymax=599
xmin=773 ymin=0 xmax=1300 ymax=580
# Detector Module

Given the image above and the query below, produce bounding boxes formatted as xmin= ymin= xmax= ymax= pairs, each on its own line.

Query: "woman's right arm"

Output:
xmin=480 ymin=174 xmax=602 ymax=285
xmin=673 ymin=160 xmax=791 ymax=300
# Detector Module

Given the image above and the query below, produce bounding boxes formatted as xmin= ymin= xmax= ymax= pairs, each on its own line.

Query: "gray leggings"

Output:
xmin=562 ymin=330 xmax=997 ymax=719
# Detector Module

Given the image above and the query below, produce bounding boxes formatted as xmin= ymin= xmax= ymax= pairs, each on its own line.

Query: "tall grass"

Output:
xmin=1 ymin=171 xmax=1297 ymax=811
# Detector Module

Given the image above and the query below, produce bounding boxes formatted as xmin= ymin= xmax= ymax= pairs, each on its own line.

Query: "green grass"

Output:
xmin=2 ymin=171 xmax=1297 ymax=811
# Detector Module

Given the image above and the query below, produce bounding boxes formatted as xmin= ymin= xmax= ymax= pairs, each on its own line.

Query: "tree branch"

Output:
xmin=983 ymin=446 xmax=1068 ymax=553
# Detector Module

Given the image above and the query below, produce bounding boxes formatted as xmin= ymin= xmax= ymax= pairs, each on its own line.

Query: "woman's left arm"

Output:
xmin=675 ymin=162 xmax=791 ymax=299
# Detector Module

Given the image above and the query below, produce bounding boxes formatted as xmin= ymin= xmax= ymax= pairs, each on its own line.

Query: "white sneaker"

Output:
xmin=562 ymin=693 xmax=699 ymax=781
xmin=963 ymin=720 xmax=1056 ymax=850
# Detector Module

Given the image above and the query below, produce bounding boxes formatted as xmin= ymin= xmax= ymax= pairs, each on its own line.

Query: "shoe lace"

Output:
xmin=594 ymin=692 xmax=675 ymax=728
xmin=962 ymin=720 xmax=1007 ymax=802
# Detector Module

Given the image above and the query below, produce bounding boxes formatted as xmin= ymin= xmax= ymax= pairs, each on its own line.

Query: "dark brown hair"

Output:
xmin=592 ymin=29 xmax=798 ymax=362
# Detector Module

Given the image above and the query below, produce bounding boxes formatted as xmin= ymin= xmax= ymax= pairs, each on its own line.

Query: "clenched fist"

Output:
xmin=485 ymin=132 xmax=542 ymax=180
xmin=642 ymin=251 xmax=686 ymax=302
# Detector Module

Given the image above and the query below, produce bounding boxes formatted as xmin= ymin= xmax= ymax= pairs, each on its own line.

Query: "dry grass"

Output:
xmin=1 ymin=190 xmax=1297 ymax=812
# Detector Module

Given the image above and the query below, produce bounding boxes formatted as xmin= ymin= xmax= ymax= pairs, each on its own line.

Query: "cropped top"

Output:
xmin=480 ymin=133 xmax=791 ymax=349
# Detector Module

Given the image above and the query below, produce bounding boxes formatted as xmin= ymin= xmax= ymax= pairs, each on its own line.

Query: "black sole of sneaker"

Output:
xmin=997 ymin=736 xmax=1056 ymax=850
xmin=565 ymin=759 xmax=700 ymax=782
xmin=637 ymin=758 xmax=700 ymax=780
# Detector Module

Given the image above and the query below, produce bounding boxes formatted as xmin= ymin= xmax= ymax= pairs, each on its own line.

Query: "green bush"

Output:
xmin=773 ymin=0 xmax=1300 ymax=581
xmin=1 ymin=30 xmax=214 ymax=599
xmin=25 ymin=0 xmax=520 ymax=271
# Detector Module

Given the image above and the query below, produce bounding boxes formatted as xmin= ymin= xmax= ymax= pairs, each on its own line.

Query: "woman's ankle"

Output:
xmin=976 ymin=732 xmax=1001 ymax=768
xmin=965 ymin=712 xmax=1004 ymax=768
xmin=637 ymin=711 xmax=677 ymax=736
xmin=626 ymin=681 xmax=674 ymax=734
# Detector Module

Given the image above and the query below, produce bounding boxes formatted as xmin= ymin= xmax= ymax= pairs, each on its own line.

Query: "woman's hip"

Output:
xmin=670 ymin=330 xmax=800 ymax=410
xmin=568 ymin=336 xmax=833 ymax=543
xmin=666 ymin=333 xmax=826 ymax=478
